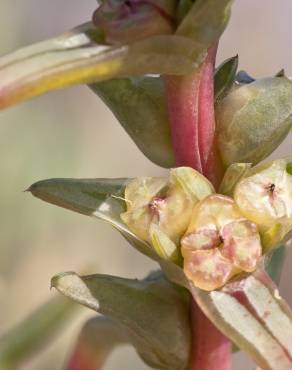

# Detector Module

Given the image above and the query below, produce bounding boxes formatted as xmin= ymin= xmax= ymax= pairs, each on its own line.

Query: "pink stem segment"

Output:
xmin=165 ymin=45 xmax=231 ymax=370
xmin=65 ymin=344 xmax=105 ymax=370
xmin=188 ymin=301 xmax=231 ymax=370
xmin=164 ymin=46 xmax=223 ymax=188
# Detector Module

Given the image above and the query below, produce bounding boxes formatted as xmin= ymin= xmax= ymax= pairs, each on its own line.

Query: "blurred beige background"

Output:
xmin=0 ymin=1 xmax=291 ymax=369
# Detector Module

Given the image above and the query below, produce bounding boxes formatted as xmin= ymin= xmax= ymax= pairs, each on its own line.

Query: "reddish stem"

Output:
xmin=164 ymin=67 xmax=203 ymax=172
xmin=65 ymin=344 xmax=105 ymax=370
xmin=164 ymin=46 xmax=223 ymax=188
xmin=188 ymin=300 xmax=231 ymax=370
xmin=164 ymin=46 xmax=231 ymax=370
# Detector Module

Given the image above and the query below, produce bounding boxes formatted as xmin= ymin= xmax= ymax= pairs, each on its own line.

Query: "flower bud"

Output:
xmin=216 ymin=77 xmax=292 ymax=166
xmin=234 ymin=159 xmax=292 ymax=251
xmin=93 ymin=0 xmax=176 ymax=45
xmin=234 ymin=159 xmax=292 ymax=231
xmin=121 ymin=167 xmax=214 ymax=259
xmin=181 ymin=195 xmax=262 ymax=291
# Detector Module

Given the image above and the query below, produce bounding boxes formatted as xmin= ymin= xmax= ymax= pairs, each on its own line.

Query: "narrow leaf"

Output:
xmin=65 ymin=317 xmax=128 ymax=370
xmin=52 ymin=271 xmax=191 ymax=370
xmin=28 ymin=178 xmax=292 ymax=369
xmin=90 ymin=77 xmax=175 ymax=168
xmin=28 ymin=178 xmax=160 ymax=261
xmin=265 ymin=245 xmax=286 ymax=284
xmin=0 ymin=296 xmax=78 ymax=370
xmin=0 ymin=23 xmax=203 ymax=111
xmin=191 ymin=270 xmax=292 ymax=370
xmin=214 ymin=55 xmax=238 ymax=102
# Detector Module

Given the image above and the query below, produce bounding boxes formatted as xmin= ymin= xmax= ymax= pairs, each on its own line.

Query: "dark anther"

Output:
xmin=124 ymin=0 xmax=133 ymax=9
xmin=267 ymin=183 xmax=276 ymax=194
xmin=219 ymin=235 xmax=224 ymax=243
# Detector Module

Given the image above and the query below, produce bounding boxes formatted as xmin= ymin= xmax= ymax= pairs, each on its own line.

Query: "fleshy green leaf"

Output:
xmin=214 ymin=55 xmax=238 ymax=102
xmin=0 ymin=296 xmax=78 ymax=370
xmin=29 ymin=176 xmax=292 ymax=369
xmin=65 ymin=317 xmax=129 ymax=370
xmin=90 ymin=76 xmax=175 ymax=168
xmin=275 ymin=69 xmax=285 ymax=78
xmin=176 ymin=0 xmax=233 ymax=44
xmin=191 ymin=270 xmax=292 ymax=370
xmin=28 ymin=177 xmax=161 ymax=261
xmin=0 ymin=23 xmax=200 ymax=111
xmin=52 ymin=271 xmax=191 ymax=370
xmin=265 ymin=245 xmax=286 ymax=285
xmin=176 ymin=0 xmax=194 ymax=24
xmin=219 ymin=162 xmax=252 ymax=196
xmin=216 ymin=77 xmax=292 ymax=166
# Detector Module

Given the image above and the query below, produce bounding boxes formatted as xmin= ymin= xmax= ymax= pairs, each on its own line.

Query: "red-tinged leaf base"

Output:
xmin=192 ymin=270 xmax=292 ymax=370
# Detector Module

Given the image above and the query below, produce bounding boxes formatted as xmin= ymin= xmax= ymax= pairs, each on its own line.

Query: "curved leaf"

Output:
xmin=90 ymin=77 xmax=175 ymax=168
xmin=29 ymin=176 xmax=292 ymax=369
xmin=216 ymin=77 xmax=292 ymax=166
xmin=265 ymin=245 xmax=286 ymax=285
xmin=191 ymin=270 xmax=292 ymax=370
xmin=214 ymin=55 xmax=238 ymax=102
xmin=28 ymin=177 xmax=161 ymax=261
xmin=0 ymin=296 xmax=78 ymax=370
xmin=177 ymin=0 xmax=233 ymax=44
xmin=219 ymin=162 xmax=252 ymax=196
xmin=52 ymin=271 xmax=191 ymax=370
xmin=0 ymin=23 xmax=203 ymax=111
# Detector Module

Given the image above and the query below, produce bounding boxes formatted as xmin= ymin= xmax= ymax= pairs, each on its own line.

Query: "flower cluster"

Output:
xmin=121 ymin=159 xmax=292 ymax=290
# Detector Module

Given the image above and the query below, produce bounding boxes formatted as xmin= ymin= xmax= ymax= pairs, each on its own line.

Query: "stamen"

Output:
xmin=219 ymin=235 xmax=225 ymax=244
xmin=149 ymin=196 xmax=165 ymax=216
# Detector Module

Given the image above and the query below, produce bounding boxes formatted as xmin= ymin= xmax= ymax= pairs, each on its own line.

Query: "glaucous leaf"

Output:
xmin=219 ymin=162 xmax=252 ymax=196
xmin=52 ymin=271 xmax=191 ymax=370
xmin=265 ymin=245 xmax=286 ymax=285
xmin=0 ymin=296 xmax=78 ymax=370
xmin=65 ymin=317 xmax=129 ymax=370
xmin=177 ymin=0 xmax=233 ymax=45
xmin=28 ymin=177 xmax=161 ymax=261
xmin=90 ymin=76 xmax=175 ymax=168
xmin=0 ymin=23 xmax=200 ymax=110
xmin=216 ymin=77 xmax=292 ymax=166
xmin=176 ymin=0 xmax=194 ymax=23
xmin=214 ymin=55 xmax=238 ymax=102
xmin=191 ymin=270 xmax=292 ymax=370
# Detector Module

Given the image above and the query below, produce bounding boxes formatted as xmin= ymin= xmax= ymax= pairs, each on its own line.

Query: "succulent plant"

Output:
xmin=0 ymin=1 xmax=292 ymax=370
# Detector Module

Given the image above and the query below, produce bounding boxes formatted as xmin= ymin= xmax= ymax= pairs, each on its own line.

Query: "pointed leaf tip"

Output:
xmin=214 ymin=55 xmax=238 ymax=102
xmin=53 ymin=271 xmax=191 ymax=370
